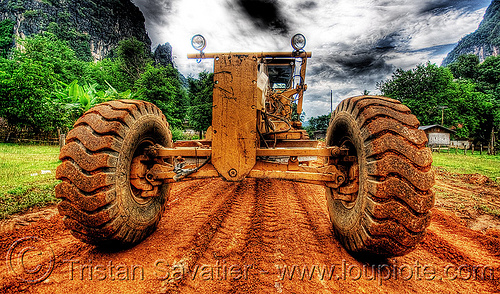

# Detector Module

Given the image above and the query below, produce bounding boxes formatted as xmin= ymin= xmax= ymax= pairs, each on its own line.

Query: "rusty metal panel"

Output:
xmin=212 ymin=54 xmax=258 ymax=181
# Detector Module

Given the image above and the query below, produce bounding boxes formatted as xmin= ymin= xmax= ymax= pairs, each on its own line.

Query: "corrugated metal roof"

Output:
xmin=418 ymin=125 xmax=456 ymax=133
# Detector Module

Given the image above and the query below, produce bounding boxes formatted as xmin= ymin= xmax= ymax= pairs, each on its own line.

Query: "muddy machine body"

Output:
xmin=56 ymin=34 xmax=434 ymax=257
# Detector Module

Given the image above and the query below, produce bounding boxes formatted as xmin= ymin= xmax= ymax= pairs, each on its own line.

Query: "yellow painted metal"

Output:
xmin=145 ymin=160 xmax=343 ymax=186
xmin=148 ymin=163 xmax=220 ymax=183
xmin=212 ymin=54 xmax=259 ymax=181
xmin=268 ymin=132 xmax=303 ymax=140
xmin=156 ymin=147 xmax=212 ymax=157
xmin=248 ymin=170 xmax=336 ymax=183
xmin=187 ymin=52 xmax=311 ymax=59
xmin=296 ymin=57 xmax=307 ymax=116
xmin=262 ymin=140 xmax=319 ymax=148
xmin=153 ymin=146 xmax=336 ymax=158
xmin=256 ymin=147 xmax=334 ymax=157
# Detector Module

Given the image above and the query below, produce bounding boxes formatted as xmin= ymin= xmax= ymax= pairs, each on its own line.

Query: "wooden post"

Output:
xmin=471 ymin=144 xmax=474 ymax=155
xmin=493 ymin=128 xmax=496 ymax=155
xmin=490 ymin=127 xmax=495 ymax=155
xmin=59 ymin=134 xmax=66 ymax=150
xmin=480 ymin=144 xmax=482 ymax=155
xmin=464 ymin=145 xmax=467 ymax=155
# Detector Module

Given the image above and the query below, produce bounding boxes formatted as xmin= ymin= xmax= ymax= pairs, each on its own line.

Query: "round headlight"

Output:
xmin=191 ymin=34 xmax=206 ymax=51
xmin=291 ymin=33 xmax=306 ymax=51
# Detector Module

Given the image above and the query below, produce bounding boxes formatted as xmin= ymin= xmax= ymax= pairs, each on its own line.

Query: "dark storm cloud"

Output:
xmin=308 ymin=53 xmax=393 ymax=87
xmin=308 ymin=63 xmax=342 ymax=81
xmin=131 ymin=0 xmax=173 ymax=25
xmin=414 ymin=44 xmax=457 ymax=56
xmin=308 ymin=32 xmax=398 ymax=85
xmin=235 ymin=0 xmax=290 ymax=34
xmin=419 ymin=0 xmax=492 ymax=14
xmin=297 ymin=1 xmax=317 ymax=10
xmin=335 ymin=54 xmax=392 ymax=75
xmin=374 ymin=33 xmax=401 ymax=52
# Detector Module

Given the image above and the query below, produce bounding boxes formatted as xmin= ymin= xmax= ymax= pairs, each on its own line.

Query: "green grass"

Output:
xmin=0 ymin=143 xmax=61 ymax=218
xmin=0 ymin=142 xmax=499 ymax=219
xmin=432 ymin=151 xmax=500 ymax=180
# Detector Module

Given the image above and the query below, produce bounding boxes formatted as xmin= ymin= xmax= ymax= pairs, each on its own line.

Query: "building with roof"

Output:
xmin=418 ymin=125 xmax=456 ymax=146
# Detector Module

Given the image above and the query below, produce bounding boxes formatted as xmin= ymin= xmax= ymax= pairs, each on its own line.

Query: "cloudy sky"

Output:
xmin=131 ymin=0 xmax=491 ymax=120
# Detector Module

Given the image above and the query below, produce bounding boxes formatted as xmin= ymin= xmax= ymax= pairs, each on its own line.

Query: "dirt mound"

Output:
xmin=0 ymin=207 xmax=58 ymax=235
xmin=435 ymin=167 xmax=497 ymax=187
xmin=461 ymin=173 xmax=492 ymax=185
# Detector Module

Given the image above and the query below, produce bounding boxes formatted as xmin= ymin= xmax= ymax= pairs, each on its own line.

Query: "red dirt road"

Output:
xmin=1 ymin=173 xmax=500 ymax=293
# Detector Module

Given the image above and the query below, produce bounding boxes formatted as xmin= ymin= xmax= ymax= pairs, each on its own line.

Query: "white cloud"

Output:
xmin=404 ymin=8 xmax=486 ymax=51
xmin=132 ymin=0 xmax=489 ymax=119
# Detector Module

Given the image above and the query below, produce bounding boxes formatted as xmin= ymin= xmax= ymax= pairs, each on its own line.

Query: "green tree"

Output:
xmin=448 ymin=54 xmax=480 ymax=80
xmin=305 ymin=113 xmax=330 ymax=137
xmin=0 ymin=33 xmax=93 ymax=132
xmin=0 ymin=58 xmax=62 ymax=132
xmin=0 ymin=19 xmax=14 ymax=58
xmin=134 ymin=65 xmax=187 ymax=128
xmin=14 ymin=32 xmax=87 ymax=84
xmin=85 ymin=58 xmax=129 ymax=92
xmin=187 ymin=71 xmax=213 ymax=136
xmin=308 ymin=114 xmax=330 ymax=130
xmin=448 ymin=55 xmax=500 ymax=143
xmin=378 ymin=62 xmax=496 ymax=140
xmin=477 ymin=56 xmax=500 ymax=95
xmin=86 ymin=37 xmax=152 ymax=92
xmin=115 ymin=37 xmax=150 ymax=86
xmin=378 ymin=62 xmax=453 ymax=125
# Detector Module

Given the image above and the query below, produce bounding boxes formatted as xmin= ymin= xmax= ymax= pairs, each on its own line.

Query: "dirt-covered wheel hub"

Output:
xmin=334 ymin=138 xmax=359 ymax=209
xmin=130 ymin=139 xmax=163 ymax=202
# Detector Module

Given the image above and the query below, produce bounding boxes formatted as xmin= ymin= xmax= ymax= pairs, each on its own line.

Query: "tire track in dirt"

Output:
xmin=170 ymin=179 xmax=259 ymax=293
xmin=289 ymin=181 xmax=340 ymax=258
xmin=158 ymin=180 xmax=248 ymax=293
xmin=3 ymin=176 xmax=500 ymax=293
xmin=421 ymin=210 xmax=500 ymax=283
xmin=160 ymin=178 xmax=339 ymax=293
xmin=166 ymin=178 xmax=214 ymax=209
xmin=223 ymin=178 xmax=298 ymax=293
xmin=197 ymin=179 xmax=354 ymax=293
xmin=159 ymin=179 xmax=235 ymax=242
xmin=161 ymin=178 xmax=282 ymax=293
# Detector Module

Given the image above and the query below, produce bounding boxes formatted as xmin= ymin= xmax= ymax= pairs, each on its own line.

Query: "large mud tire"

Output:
xmin=326 ymin=95 xmax=434 ymax=257
xmin=55 ymin=100 xmax=172 ymax=247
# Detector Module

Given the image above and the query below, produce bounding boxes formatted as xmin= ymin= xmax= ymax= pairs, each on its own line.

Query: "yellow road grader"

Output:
xmin=55 ymin=34 xmax=434 ymax=257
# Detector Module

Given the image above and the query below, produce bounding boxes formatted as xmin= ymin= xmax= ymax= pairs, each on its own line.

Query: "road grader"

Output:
xmin=55 ymin=34 xmax=434 ymax=257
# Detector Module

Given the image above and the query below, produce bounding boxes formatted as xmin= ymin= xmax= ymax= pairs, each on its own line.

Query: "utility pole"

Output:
xmin=330 ymin=90 xmax=333 ymax=114
xmin=491 ymin=127 xmax=496 ymax=155
xmin=438 ymin=105 xmax=448 ymax=126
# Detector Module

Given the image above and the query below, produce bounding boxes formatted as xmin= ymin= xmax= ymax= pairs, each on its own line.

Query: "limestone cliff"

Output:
xmin=0 ymin=0 xmax=152 ymax=61
xmin=443 ymin=0 xmax=500 ymax=66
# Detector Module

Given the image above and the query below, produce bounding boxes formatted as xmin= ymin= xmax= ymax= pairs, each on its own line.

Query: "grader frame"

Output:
xmin=55 ymin=34 xmax=434 ymax=257
xmin=129 ymin=50 xmax=352 ymax=197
